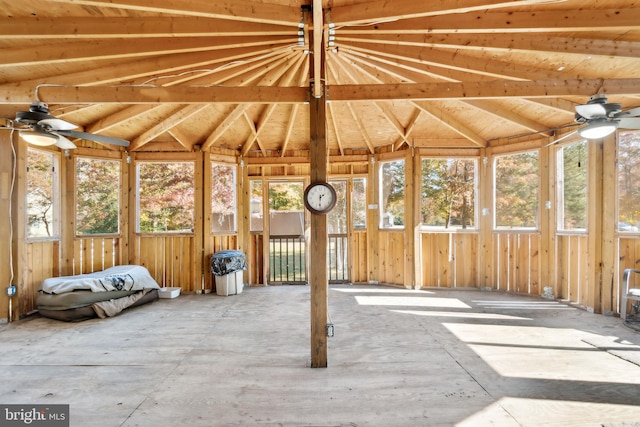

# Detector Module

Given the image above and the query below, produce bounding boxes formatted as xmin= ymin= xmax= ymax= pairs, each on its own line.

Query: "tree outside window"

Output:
xmin=421 ymin=158 xmax=476 ymax=229
xmin=137 ymin=162 xmax=195 ymax=233
xmin=352 ymin=178 xmax=366 ymax=229
xmin=557 ymin=141 xmax=587 ymax=231
xmin=379 ymin=160 xmax=405 ymax=228
xmin=211 ymin=163 xmax=236 ymax=233
xmin=250 ymin=180 xmax=263 ymax=232
xmin=76 ymin=157 xmax=120 ymax=235
xmin=494 ymin=151 xmax=539 ymax=229
xmin=27 ymin=148 xmax=59 ymax=238
xmin=618 ymin=130 xmax=640 ymax=233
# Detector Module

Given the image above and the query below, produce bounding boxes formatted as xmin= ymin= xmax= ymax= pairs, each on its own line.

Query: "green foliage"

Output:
xmin=76 ymin=157 xmax=120 ymax=235
xmin=495 ymin=151 xmax=539 ymax=228
xmin=268 ymin=182 xmax=303 ymax=211
xmin=381 ymin=160 xmax=405 ymax=227
xmin=26 ymin=149 xmax=56 ymax=238
xmin=559 ymin=141 xmax=587 ymax=230
xmin=138 ymin=162 xmax=195 ymax=232
xmin=421 ymin=159 xmax=475 ymax=228
xmin=211 ymin=164 xmax=236 ymax=232
xmin=618 ymin=131 xmax=640 ymax=230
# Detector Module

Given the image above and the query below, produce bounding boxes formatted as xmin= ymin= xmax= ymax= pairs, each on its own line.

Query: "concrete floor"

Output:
xmin=2 ymin=285 xmax=640 ymax=427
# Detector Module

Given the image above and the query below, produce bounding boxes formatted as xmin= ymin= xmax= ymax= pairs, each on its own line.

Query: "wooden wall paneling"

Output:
xmin=61 ymin=151 xmax=74 ymax=276
xmin=601 ymin=134 xmax=617 ymax=314
xmin=351 ymin=230 xmax=367 ymax=283
xmin=120 ymin=151 xmax=129 ymax=267
xmin=558 ymin=236 xmax=569 ymax=300
xmin=529 ymin=234 xmax=540 ymax=295
xmin=515 ymin=234 xmax=528 ymax=293
xmin=12 ymin=137 xmax=27 ymax=320
xmin=128 ymin=153 xmax=139 ymax=265
xmin=454 ymin=234 xmax=478 ymax=288
xmin=403 ymin=148 xmax=416 ymax=289
xmin=239 ymin=158 xmax=250 ymax=289
xmin=367 ymin=156 xmax=378 ymax=283
xmin=539 ymin=144 xmax=553 ymax=297
xmin=586 ymin=138 xmax=605 ymax=313
xmin=478 ymin=148 xmax=493 ymax=289
xmin=438 ymin=233 xmax=452 ymax=288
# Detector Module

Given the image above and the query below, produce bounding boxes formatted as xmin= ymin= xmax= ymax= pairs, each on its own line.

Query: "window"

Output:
xmin=250 ymin=180 xmax=263 ymax=232
xmin=211 ymin=163 xmax=236 ymax=233
xmin=421 ymin=158 xmax=476 ymax=229
xmin=379 ymin=159 xmax=405 ymax=228
xmin=494 ymin=151 xmax=539 ymax=229
xmin=352 ymin=178 xmax=367 ymax=229
xmin=27 ymin=148 xmax=59 ymax=239
xmin=137 ymin=162 xmax=195 ymax=233
xmin=556 ymin=141 xmax=587 ymax=231
xmin=618 ymin=130 xmax=640 ymax=233
xmin=76 ymin=157 xmax=120 ymax=235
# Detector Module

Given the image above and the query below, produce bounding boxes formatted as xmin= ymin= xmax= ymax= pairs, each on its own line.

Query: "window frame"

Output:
xmin=135 ymin=160 xmax=196 ymax=235
xmin=493 ymin=149 xmax=540 ymax=231
xmin=555 ymin=139 xmax=588 ymax=234
xmin=378 ymin=158 xmax=405 ymax=230
xmin=26 ymin=147 xmax=61 ymax=241
xmin=419 ymin=157 xmax=479 ymax=232
xmin=74 ymin=155 xmax=122 ymax=237
xmin=210 ymin=161 xmax=237 ymax=234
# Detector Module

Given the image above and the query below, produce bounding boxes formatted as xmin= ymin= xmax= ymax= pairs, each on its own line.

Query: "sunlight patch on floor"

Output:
xmin=391 ymin=309 xmax=531 ymax=321
xmin=354 ymin=295 xmax=470 ymax=308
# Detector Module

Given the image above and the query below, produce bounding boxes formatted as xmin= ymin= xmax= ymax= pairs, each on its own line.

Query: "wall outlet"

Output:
xmin=5 ymin=286 xmax=16 ymax=297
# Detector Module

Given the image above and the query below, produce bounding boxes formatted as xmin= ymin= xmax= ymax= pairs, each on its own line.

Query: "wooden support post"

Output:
xmin=309 ymin=0 xmax=328 ymax=368
xmin=586 ymin=138 xmax=604 ymax=313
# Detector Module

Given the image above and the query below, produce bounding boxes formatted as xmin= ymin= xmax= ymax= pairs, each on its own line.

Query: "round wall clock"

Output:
xmin=303 ymin=182 xmax=337 ymax=215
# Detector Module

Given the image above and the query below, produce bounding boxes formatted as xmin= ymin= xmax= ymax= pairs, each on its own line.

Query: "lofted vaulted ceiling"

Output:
xmin=1 ymin=0 xmax=640 ymax=155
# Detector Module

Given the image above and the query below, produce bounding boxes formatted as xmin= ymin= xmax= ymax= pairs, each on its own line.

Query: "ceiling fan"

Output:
xmin=550 ymin=94 xmax=640 ymax=145
xmin=1 ymin=101 xmax=129 ymax=149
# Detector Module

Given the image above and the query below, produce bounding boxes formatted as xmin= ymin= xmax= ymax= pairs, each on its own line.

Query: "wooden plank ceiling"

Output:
xmin=1 ymin=0 xmax=640 ymax=155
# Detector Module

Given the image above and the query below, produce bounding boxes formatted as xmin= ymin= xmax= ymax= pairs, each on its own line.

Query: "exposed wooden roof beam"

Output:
xmin=129 ymin=104 xmax=209 ymax=150
xmin=464 ymin=100 xmax=553 ymax=136
xmin=202 ymin=105 xmax=251 ymax=151
xmin=412 ymin=101 xmax=486 ymax=147
xmin=339 ymin=34 xmax=640 ymax=60
xmin=346 ymin=103 xmax=375 ymax=154
xmin=395 ymin=110 xmax=421 ymax=150
xmin=338 ymin=8 xmax=640 ymax=34
xmin=0 ymin=17 xmax=293 ymax=39
xmin=312 ymin=0 xmax=324 ymax=98
xmin=86 ymin=105 xmax=164 ymax=134
xmin=327 ymin=103 xmax=345 ymax=156
xmin=7 ymin=44 xmax=296 ymax=88
xmin=340 ymin=42 xmax=568 ymax=81
xmin=0 ymin=37 xmax=296 ymax=67
xmin=4 ymin=78 xmax=639 ymax=105
xmin=329 ymin=0 xmax=567 ymax=27
xmin=46 ymin=0 xmax=301 ymax=26
xmin=279 ymin=58 xmax=310 ymax=156
xmin=328 ymin=78 xmax=640 ymax=102
xmin=167 ymin=127 xmax=193 ymax=150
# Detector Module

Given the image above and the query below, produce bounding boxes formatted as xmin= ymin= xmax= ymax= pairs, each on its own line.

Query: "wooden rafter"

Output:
xmin=0 ymin=17 xmax=293 ymax=39
xmin=337 ymin=8 xmax=640 ymax=34
xmin=0 ymin=37 xmax=296 ymax=67
xmin=46 ymin=0 xmax=301 ymax=25
xmin=129 ymin=104 xmax=209 ymax=150
xmin=329 ymin=0 xmax=569 ymax=27
xmin=412 ymin=100 xmax=486 ymax=147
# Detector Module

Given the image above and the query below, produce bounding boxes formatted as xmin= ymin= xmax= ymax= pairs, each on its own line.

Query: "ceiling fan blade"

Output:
xmin=38 ymin=117 xmax=78 ymax=131
xmin=615 ymin=106 xmax=640 ymax=119
xmin=57 ymin=130 xmax=130 ymax=147
xmin=575 ymin=103 xmax=607 ymax=119
xmin=617 ymin=117 xmax=640 ymax=129
xmin=545 ymin=129 xmax=578 ymax=147
xmin=52 ymin=133 xmax=77 ymax=149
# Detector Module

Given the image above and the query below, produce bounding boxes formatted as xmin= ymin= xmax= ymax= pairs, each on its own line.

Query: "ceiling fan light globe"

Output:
xmin=20 ymin=129 xmax=58 ymax=146
xmin=578 ymin=120 xmax=618 ymax=139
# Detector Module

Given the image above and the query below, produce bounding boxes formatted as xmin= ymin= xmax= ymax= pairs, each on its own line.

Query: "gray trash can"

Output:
xmin=211 ymin=250 xmax=247 ymax=296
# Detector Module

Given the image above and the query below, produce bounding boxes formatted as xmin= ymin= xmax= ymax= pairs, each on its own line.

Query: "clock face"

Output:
xmin=304 ymin=182 xmax=337 ymax=214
